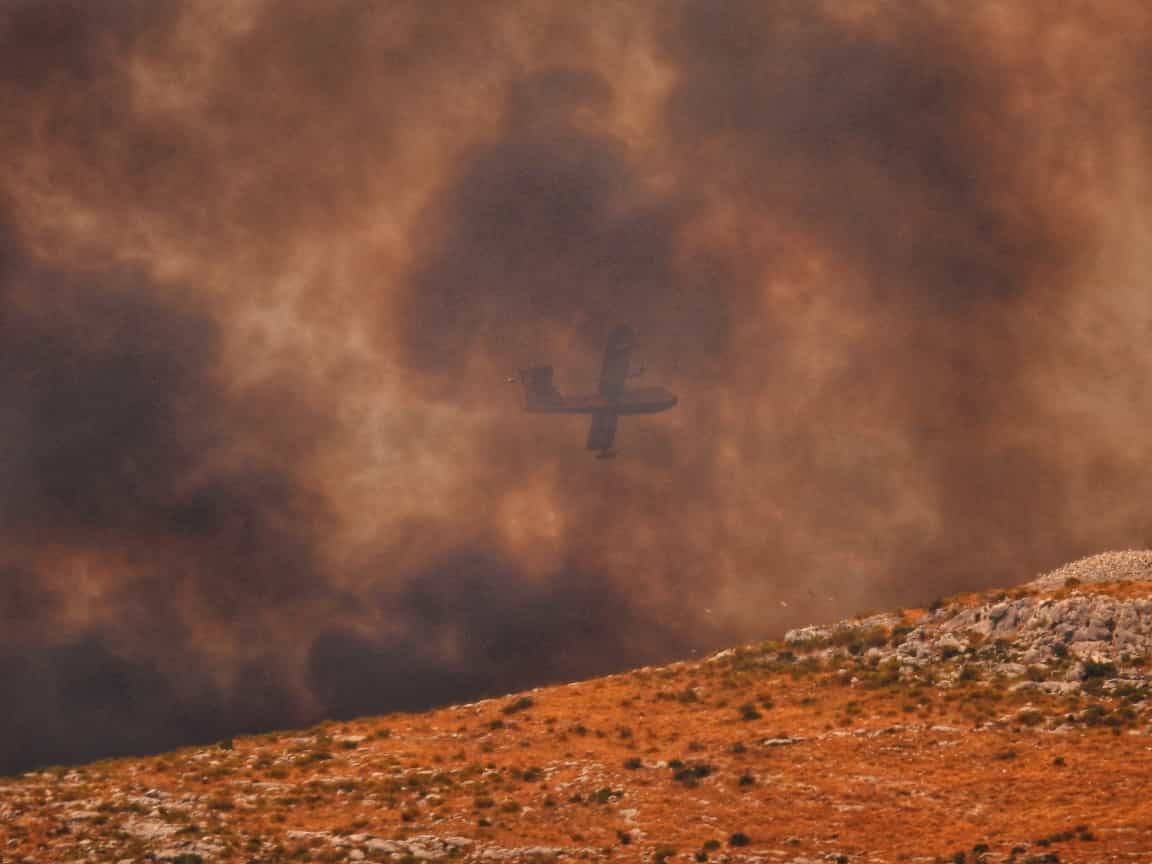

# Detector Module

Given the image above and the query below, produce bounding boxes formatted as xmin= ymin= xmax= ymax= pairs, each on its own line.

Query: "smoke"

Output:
xmin=2 ymin=0 xmax=1152 ymax=773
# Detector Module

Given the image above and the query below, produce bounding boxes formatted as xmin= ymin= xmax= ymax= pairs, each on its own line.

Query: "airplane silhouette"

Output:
xmin=514 ymin=325 xmax=678 ymax=458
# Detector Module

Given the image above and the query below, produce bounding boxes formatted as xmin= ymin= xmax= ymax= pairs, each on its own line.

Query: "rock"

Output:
xmin=122 ymin=818 xmax=178 ymax=842
xmin=1068 ymin=640 xmax=1110 ymax=659
xmin=1019 ymin=647 xmax=1050 ymax=664
xmin=366 ymin=839 xmax=403 ymax=854
xmin=1029 ymin=550 xmax=1152 ymax=589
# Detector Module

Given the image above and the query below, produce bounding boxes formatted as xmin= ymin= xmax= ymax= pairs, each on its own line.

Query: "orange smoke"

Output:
xmin=2 ymin=0 xmax=1152 ymax=772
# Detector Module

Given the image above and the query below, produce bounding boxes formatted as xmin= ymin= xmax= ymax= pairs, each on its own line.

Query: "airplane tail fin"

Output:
xmin=518 ymin=365 xmax=562 ymax=410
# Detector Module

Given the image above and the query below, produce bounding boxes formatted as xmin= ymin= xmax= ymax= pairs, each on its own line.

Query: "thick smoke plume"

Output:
xmin=2 ymin=0 xmax=1152 ymax=773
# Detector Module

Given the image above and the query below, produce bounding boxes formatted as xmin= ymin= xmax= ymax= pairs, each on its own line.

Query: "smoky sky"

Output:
xmin=3 ymin=0 xmax=1152 ymax=774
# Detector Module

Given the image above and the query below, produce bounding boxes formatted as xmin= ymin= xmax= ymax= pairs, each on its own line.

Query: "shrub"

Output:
xmin=593 ymin=787 xmax=617 ymax=804
xmin=672 ymin=763 xmax=712 ymax=787
xmin=739 ymin=704 xmax=762 ymax=721
xmin=889 ymin=625 xmax=913 ymax=646
xmin=728 ymin=832 xmax=751 ymax=847
xmin=1082 ymin=661 xmax=1116 ymax=679
xmin=1017 ymin=709 xmax=1045 ymax=727
xmin=501 ymin=696 xmax=535 ymax=715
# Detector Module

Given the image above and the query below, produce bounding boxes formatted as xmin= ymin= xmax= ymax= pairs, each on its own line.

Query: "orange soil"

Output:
xmin=3 ymin=584 xmax=1151 ymax=863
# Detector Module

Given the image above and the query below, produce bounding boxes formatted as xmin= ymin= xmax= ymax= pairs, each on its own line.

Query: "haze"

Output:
xmin=2 ymin=0 xmax=1151 ymax=774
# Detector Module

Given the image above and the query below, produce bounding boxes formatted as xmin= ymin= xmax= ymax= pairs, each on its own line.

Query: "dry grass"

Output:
xmin=3 ymin=580 xmax=1152 ymax=863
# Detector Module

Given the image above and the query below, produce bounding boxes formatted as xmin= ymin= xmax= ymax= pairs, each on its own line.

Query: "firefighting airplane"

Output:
xmin=511 ymin=325 xmax=678 ymax=458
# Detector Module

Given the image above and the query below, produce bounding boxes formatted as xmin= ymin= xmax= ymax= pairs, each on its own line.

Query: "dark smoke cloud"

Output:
xmin=311 ymin=547 xmax=697 ymax=720
xmin=662 ymin=0 xmax=1074 ymax=307
xmin=2 ymin=0 xmax=1152 ymax=774
xmin=402 ymin=65 xmax=729 ymax=380
xmin=0 ymin=0 xmax=168 ymax=87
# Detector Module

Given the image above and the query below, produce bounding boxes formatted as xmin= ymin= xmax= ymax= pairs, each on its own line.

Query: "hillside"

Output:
xmin=5 ymin=552 xmax=1152 ymax=864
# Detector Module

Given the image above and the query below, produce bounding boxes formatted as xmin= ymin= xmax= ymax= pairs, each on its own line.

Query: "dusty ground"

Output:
xmin=3 ymin=577 xmax=1152 ymax=864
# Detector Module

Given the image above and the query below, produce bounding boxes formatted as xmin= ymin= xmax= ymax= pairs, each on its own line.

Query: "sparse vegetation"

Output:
xmin=501 ymin=696 xmax=536 ymax=715
xmin=4 ymin=566 xmax=1152 ymax=863
xmin=738 ymin=703 xmax=762 ymax=721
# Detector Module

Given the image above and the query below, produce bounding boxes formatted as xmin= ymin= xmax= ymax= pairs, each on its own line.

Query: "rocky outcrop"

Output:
xmin=783 ymin=551 xmax=1152 ymax=694
xmin=1027 ymin=549 xmax=1152 ymax=590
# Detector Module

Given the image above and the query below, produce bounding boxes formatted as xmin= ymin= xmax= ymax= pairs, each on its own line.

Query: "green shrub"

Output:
xmin=501 ymin=696 xmax=535 ymax=715
xmin=739 ymin=704 xmax=762 ymax=721
xmin=1082 ymin=661 xmax=1116 ymax=679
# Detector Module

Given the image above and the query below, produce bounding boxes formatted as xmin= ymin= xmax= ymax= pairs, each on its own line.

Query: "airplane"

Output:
xmin=513 ymin=325 xmax=678 ymax=458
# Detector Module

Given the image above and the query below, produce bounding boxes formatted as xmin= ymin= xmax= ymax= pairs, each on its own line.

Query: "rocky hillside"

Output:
xmin=785 ymin=549 xmax=1152 ymax=700
xmin=4 ymin=552 xmax=1152 ymax=864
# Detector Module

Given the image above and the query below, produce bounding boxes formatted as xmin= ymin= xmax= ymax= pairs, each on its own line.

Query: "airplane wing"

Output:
xmin=597 ymin=325 xmax=635 ymax=400
xmin=587 ymin=410 xmax=618 ymax=453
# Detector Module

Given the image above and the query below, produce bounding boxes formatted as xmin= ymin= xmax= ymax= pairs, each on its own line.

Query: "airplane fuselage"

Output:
xmin=517 ymin=325 xmax=677 ymax=455
xmin=524 ymin=386 xmax=677 ymax=416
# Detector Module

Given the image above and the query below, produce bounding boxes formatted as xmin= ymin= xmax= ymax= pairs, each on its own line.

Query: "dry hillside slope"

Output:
xmin=5 ymin=552 xmax=1152 ymax=864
